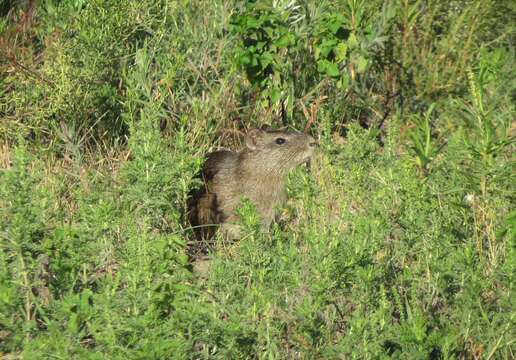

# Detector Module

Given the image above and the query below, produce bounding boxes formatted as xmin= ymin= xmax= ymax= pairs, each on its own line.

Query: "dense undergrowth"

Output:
xmin=1 ymin=0 xmax=515 ymax=358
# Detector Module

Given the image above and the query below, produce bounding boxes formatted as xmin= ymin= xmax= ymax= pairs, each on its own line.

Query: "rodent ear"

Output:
xmin=245 ymin=128 xmax=265 ymax=150
xmin=260 ymin=124 xmax=272 ymax=131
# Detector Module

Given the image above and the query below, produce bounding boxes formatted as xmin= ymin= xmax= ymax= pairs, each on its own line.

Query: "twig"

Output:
xmin=2 ymin=52 xmax=55 ymax=87
xmin=302 ymin=95 xmax=327 ymax=133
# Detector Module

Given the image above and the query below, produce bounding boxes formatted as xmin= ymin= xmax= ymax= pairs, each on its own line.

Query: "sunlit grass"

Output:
xmin=0 ymin=0 xmax=514 ymax=358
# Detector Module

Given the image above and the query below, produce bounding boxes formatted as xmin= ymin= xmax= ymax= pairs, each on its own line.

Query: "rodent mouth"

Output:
xmin=295 ymin=147 xmax=315 ymax=168
xmin=301 ymin=153 xmax=314 ymax=167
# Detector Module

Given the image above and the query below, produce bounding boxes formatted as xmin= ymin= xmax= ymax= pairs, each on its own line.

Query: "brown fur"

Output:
xmin=188 ymin=128 xmax=316 ymax=249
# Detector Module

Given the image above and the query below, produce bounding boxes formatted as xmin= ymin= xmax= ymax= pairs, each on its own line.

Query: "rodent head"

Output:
xmin=243 ymin=128 xmax=317 ymax=174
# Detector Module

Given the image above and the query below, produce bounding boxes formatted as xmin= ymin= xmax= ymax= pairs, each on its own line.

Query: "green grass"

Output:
xmin=1 ymin=0 xmax=515 ymax=358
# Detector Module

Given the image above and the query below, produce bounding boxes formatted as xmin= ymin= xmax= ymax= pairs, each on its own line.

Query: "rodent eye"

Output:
xmin=275 ymin=137 xmax=286 ymax=145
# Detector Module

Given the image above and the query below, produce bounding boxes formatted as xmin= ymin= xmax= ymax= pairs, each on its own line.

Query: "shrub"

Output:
xmin=1 ymin=0 xmax=514 ymax=358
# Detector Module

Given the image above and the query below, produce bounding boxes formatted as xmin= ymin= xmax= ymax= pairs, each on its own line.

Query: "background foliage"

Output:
xmin=1 ymin=0 xmax=515 ymax=358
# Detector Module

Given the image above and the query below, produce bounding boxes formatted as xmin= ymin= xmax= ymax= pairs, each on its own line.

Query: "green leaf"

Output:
xmin=318 ymin=39 xmax=338 ymax=58
xmin=338 ymin=73 xmax=350 ymax=89
xmin=356 ymin=55 xmax=369 ymax=73
xmin=328 ymin=13 xmax=346 ymax=34
xmin=326 ymin=62 xmax=340 ymax=77
xmin=348 ymin=33 xmax=359 ymax=48
xmin=275 ymin=33 xmax=294 ymax=48
xmin=269 ymin=87 xmax=282 ymax=103
xmin=238 ymin=53 xmax=251 ymax=65
xmin=260 ymin=52 xmax=274 ymax=69
xmin=318 ymin=60 xmax=340 ymax=78
xmin=246 ymin=17 xmax=260 ymax=29
xmin=335 ymin=43 xmax=348 ymax=62
xmin=250 ymin=54 xmax=259 ymax=67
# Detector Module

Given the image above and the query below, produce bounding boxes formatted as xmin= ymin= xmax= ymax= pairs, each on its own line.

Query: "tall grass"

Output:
xmin=1 ymin=0 xmax=514 ymax=358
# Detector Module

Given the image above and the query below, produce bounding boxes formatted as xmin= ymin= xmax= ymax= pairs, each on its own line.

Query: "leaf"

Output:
xmin=256 ymin=41 xmax=266 ymax=50
xmin=260 ymin=52 xmax=274 ymax=69
xmin=328 ymin=13 xmax=346 ymax=34
xmin=339 ymin=73 xmax=350 ymax=89
xmin=237 ymin=52 xmax=251 ymax=65
xmin=326 ymin=62 xmax=340 ymax=77
xmin=250 ymin=54 xmax=259 ymax=67
xmin=347 ymin=33 xmax=359 ymax=48
xmin=318 ymin=39 xmax=338 ymax=58
xmin=246 ymin=17 xmax=260 ymax=29
xmin=356 ymin=55 xmax=369 ymax=73
xmin=275 ymin=33 xmax=294 ymax=48
xmin=335 ymin=43 xmax=348 ymax=62
xmin=317 ymin=60 xmax=340 ymax=78
xmin=269 ymin=87 xmax=282 ymax=103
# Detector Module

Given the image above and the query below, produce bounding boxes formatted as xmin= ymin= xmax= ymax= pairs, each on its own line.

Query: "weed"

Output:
xmin=1 ymin=0 xmax=514 ymax=358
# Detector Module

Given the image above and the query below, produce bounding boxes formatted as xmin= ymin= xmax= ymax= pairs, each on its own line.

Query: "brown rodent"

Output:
xmin=188 ymin=127 xmax=316 ymax=246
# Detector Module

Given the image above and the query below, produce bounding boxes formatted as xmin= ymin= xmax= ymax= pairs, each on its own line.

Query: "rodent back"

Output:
xmin=201 ymin=150 xmax=236 ymax=183
xmin=187 ymin=150 xmax=236 ymax=240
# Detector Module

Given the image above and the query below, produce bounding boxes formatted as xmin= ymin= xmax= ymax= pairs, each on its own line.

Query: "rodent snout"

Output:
xmin=309 ymin=141 xmax=318 ymax=147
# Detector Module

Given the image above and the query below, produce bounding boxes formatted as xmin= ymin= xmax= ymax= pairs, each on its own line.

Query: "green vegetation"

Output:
xmin=1 ymin=0 xmax=514 ymax=358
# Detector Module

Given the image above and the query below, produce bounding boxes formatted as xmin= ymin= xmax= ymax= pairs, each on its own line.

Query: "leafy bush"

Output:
xmin=1 ymin=0 xmax=514 ymax=358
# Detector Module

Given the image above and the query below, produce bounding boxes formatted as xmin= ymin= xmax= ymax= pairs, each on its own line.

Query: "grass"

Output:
xmin=0 ymin=0 xmax=515 ymax=358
